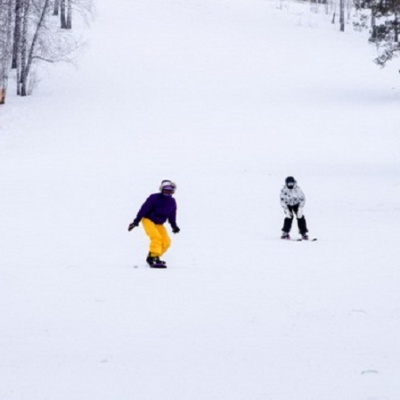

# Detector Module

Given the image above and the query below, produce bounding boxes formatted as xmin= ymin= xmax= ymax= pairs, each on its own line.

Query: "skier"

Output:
xmin=128 ymin=180 xmax=180 ymax=268
xmin=280 ymin=176 xmax=309 ymax=240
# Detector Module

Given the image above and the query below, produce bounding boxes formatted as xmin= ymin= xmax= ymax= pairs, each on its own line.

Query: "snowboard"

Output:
xmin=281 ymin=237 xmax=318 ymax=242
xmin=148 ymin=262 xmax=167 ymax=269
xmin=132 ymin=263 xmax=167 ymax=269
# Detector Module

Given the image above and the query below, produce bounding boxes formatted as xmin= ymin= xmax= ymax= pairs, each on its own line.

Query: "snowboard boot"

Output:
xmin=281 ymin=232 xmax=290 ymax=240
xmin=146 ymin=253 xmax=166 ymax=268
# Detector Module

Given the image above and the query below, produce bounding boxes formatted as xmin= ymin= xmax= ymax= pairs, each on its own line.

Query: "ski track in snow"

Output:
xmin=1 ymin=0 xmax=400 ymax=399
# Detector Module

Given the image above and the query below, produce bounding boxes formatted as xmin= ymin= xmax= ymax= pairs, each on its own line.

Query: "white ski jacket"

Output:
xmin=280 ymin=184 xmax=306 ymax=208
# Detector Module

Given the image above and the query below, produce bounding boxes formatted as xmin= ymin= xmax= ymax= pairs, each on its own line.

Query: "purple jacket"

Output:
xmin=133 ymin=193 xmax=178 ymax=229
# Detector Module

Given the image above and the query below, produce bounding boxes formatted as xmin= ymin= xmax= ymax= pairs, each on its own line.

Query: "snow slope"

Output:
xmin=1 ymin=0 xmax=400 ymax=399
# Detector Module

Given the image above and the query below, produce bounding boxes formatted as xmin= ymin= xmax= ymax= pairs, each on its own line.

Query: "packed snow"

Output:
xmin=1 ymin=0 xmax=400 ymax=399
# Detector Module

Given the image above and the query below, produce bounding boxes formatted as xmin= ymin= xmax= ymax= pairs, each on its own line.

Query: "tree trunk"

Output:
xmin=339 ymin=0 xmax=345 ymax=31
xmin=370 ymin=12 xmax=377 ymax=41
xmin=60 ymin=0 xmax=67 ymax=28
xmin=53 ymin=0 xmax=60 ymax=16
xmin=0 ymin=89 xmax=6 ymax=104
xmin=66 ymin=0 xmax=72 ymax=29
xmin=12 ymin=0 xmax=23 ymax=69
xmin=19 ymin=0 xmax=30 ymax=96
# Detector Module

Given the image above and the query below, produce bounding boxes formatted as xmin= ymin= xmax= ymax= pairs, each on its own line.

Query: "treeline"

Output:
xmin=0 ymin=0 xmax=92 ymax=104
xmin=282 ymin=0 xmax=400 ymax=67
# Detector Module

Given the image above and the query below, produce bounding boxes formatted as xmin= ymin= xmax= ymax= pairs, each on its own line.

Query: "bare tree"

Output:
xmin=17 ymin=0 xmax=32 ymax=96
xmin=0 ymin=0 xmax=14 ymax=104
xmin=7 ymin=0 xmax=92 ymax=97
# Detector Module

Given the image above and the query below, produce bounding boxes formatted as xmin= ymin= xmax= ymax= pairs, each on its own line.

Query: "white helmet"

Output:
xmin=159 ymin=180 xmax=177 ymax=194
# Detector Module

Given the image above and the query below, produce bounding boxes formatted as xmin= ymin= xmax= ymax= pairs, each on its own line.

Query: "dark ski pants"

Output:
xmin=282 ymin=204 xmax=308 ymax=235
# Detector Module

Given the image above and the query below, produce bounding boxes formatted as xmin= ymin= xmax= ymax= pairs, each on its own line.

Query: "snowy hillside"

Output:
xmin=1 ymin=0 xmax=400 ymax=399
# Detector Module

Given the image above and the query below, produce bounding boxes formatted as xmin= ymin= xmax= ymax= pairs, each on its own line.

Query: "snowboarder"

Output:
xmin=128 ymin=180 xmax=180 ymax=268
xmin=280 ymin=176 xmax=309 ymax=240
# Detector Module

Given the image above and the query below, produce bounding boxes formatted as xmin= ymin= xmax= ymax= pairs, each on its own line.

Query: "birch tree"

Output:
xmin=7 ymin=0 xmax=92 ymax=97
xmin=0 ymin=0 xmax=14 ymax=104
xmin=15 ymin=0 xmax=51 ymax=96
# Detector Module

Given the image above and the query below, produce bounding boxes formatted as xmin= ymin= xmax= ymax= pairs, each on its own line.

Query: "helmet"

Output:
xmin=160 ymin=179 xmax=177 ymax=194
xmin=285 ymin=176 xmax=296 ymax=188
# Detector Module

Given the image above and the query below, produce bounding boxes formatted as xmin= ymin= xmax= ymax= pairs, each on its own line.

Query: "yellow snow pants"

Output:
xmin=141 ymin=218 xmax=171 ymax=257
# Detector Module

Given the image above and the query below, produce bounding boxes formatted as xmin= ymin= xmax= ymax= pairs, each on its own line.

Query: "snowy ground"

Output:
xmin=1 ymin=0 xmax=400 ymax=399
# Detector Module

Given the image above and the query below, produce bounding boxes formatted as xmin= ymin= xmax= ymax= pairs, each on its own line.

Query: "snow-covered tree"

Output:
xmin=356 ymin=0 xmax=400 ymax=65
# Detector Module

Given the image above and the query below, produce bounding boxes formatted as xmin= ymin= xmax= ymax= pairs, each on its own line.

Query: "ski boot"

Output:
xmin=301 ymin=233 xmax=309 ymax=240
xmin=281 ymin=232 xmax=290 ymax=240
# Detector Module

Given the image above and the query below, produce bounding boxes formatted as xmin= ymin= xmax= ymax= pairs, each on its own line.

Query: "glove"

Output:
xmin=297 ymin=207 xmax=304 ymax=219
xmin=128 ymin=222 xmax=138 ymax=231
xmin=172 ymin=227 xmax=180 ymax=234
